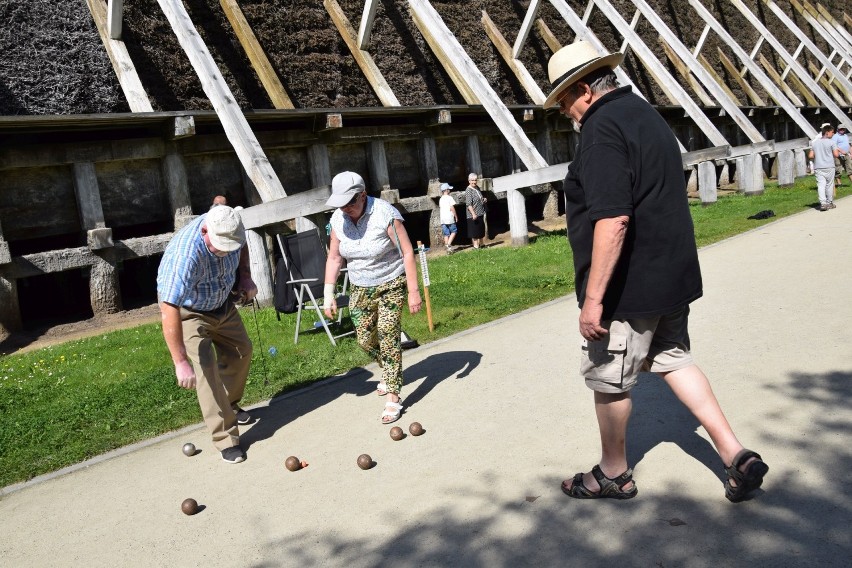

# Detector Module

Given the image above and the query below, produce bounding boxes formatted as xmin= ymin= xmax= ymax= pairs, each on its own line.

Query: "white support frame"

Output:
xmin=617 ymin=0 xmax=765 ymax=142
xmin=357 ymin=0 xmax=380 ymax=50
xmin=726 ymin=0 xmax=851 ymax=129
xmin=512 ymin=0 xmax=541 ymax=58
xmin=107 ymin=0 xmax=123 ymax=39
xmin=687 ymin=0 xmax=817 ymax=139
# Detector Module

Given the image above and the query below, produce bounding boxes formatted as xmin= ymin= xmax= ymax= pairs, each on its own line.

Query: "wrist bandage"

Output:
xmin=323 ymin=283 xmax=335 ymax=310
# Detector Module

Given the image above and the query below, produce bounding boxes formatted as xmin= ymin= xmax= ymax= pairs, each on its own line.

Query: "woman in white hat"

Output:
xmin=323 ymin=171 xmax=422 ymax=424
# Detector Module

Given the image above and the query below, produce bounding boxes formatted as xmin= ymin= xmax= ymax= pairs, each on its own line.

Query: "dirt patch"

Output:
xmin=0 ymin=305 xmax=161 ymax=355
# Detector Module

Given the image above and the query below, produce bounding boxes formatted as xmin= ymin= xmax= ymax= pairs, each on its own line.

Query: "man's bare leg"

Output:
xmin=566 ymin=391 xmax=634 ymax=492
xmin=659 ymin=365 xmax=745 ymax=466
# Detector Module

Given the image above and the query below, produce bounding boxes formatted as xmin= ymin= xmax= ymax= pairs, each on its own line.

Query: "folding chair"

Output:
xmin=275 ymin=229 xmax=353 ymax=346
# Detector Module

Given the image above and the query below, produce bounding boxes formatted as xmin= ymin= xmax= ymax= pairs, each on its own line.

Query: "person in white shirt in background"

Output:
xmin=438 ymin=182 xmax=459 ymax=253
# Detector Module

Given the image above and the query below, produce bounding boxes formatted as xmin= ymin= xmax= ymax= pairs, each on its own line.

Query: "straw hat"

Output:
xmin=543 ymin=41 xmax=624 ymax=109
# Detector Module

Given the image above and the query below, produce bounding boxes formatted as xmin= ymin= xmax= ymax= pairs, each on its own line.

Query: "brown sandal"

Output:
xmin=562 ymin=465 xmax=638 ymax=500
xmin=724 ymin=449 xmax=768 ymax=502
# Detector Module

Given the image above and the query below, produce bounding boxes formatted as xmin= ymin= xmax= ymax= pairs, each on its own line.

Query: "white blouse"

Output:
xmin=330 ymin=196 xmax=405 ymax=287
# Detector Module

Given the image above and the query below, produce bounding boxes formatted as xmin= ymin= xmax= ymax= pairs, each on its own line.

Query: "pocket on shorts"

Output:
xmin=580 ymin=331 xmax=628 ymax=384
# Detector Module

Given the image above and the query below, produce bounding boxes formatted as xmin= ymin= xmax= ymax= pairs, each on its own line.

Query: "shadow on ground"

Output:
xmin=249 ymin=369 xmax=851 ymax=567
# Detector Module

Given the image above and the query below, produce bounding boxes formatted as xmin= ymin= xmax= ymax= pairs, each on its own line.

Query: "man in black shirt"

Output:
xmin=544 ymin=41 xmax=767 ymax=502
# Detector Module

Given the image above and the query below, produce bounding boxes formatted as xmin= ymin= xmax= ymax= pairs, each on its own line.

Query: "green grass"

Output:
xmin=0 ymin=177 xmax=845 ymax=488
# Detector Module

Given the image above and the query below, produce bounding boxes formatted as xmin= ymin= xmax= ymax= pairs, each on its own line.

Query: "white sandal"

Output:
xmin=376 ymin=382 xmax=388 ymax=396
xmin=381 ymin=401 xmax=403 ymax=424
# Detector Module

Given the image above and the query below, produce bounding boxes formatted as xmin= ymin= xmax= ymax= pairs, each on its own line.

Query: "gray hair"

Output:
xmin=571 ymin=68 xmax=619 ymax=97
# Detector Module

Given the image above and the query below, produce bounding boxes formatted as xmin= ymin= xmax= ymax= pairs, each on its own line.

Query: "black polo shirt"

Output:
xmin=563 ymin=86 xmax=702 ymax=319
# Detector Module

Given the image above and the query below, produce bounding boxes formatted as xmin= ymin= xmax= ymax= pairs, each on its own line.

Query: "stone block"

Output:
xmin=380 ymin=189 xmax=400 ymax=203
xmin=87 ymin=228 xmax=114 ymax=250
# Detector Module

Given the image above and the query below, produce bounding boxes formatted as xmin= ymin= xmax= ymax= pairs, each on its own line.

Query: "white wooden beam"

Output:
xmin=156 ymin=0 xmax=287 ymax=202
xmin=726 ymin=0 xmax=851 ymax=129
xmin=325 ymin=0 xmax=400 ymax=106
xmin=107 ymin=0 xmax=123 ymax=40
xmin=764 ymin=0 xmax=852 ymax=98
xmin=410 ymin=0 xmax=543 ymax=246
xmin=615 ymin=0 xmax=765 ymax=142
xmin=693 ymin=24 xmax=710 ymax=57
xmin=512 ymin=0 xmax=541 ymax=59
xmin=357 ymin=0 xmax=380 ymax=50
xmin=659 ymin=39 xmax=716 ymax=107
xmin=791 ymin=0 xmax=852 ymax=68
xmin=481 ymin=11 xmax=545 ymax=105
xmin=813 ymin=2 xmax=852 ymax=51
xmin=758 ymin=54 xmax=805 ymax=106
xmin=86 ymin=0 xmax=153 ymax=112
xmin=688 ymin=0 xmax=817 ymax=138
xmin=548 ymin=0 xmax=691 ymax=149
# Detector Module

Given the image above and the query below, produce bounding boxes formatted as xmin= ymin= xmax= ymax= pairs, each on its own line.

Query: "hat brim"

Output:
xmin=208 ymin=229 xmax=245 ymax=252
xmin=543 ymin=53 xmax=624 ymax=109
xmin=326 ymin=190 xmax=363 ymax=208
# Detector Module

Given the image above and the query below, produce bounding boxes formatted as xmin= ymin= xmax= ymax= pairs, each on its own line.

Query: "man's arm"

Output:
xmin=580 ymin=215 xmax=630 ymax=341
xmin=236 ymin=246 xmax=257 ymax=301
xmin=160 ymin=301 xmax=196 ymax=389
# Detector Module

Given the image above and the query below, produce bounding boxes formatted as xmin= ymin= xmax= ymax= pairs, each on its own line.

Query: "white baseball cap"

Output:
xmin=327 ymin=171 xmax=366 ymax=208
xmin=205 ymin=206 xmax=245 ymax=252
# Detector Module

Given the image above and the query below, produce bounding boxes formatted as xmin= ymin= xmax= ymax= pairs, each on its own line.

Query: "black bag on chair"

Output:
xmin=273 ymin=257 xmax=298 ymax=316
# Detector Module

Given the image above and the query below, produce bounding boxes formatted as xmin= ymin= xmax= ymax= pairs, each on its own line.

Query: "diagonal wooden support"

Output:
xmin=481 ymin=11 xmax=545 ymax=105
xmin=686 ymin=0 xmax=817 ymax=139
xmin=758 ymin=54 xmax=805 ymax=106
xmin=696 ymin=53 xmax=741 ymax=106
xmin=717 ymin=49 xmax=765 ymax=106
xmin=220 ymin=0 xmax=294 ymax=109
xmin=325 ymin=0 xmax=400 ymax=107
xmin=513 ymin=0 xmax=542 ymax=58
xmin=409 ymin=0 xmax=546 ymax=246
xmin=727 ymin=0 xmax=851 ymax=128
xmin=658 ymin=40 xmax=715 ymax=106
xmin=156 ymin=0 xmax=287 ymax=202
xmin=86 ymin=0 xmax=153 ymax=112
xmin=535 ymin=19 xmax=561 ymax=53
xmin=357 ymin=0 xmax=380 ymax=50
xmin=549 ymin=0 xmax=728 ymax=147
xmin=611 ymin=0 xmax=765 ymax=142
xmin=791 ymin=1 xmax=852 ymax=70
xmin=809 ymin=61 xmax=849 ymax=105
xmin=813 ymin=2 xmax=852 ymax=50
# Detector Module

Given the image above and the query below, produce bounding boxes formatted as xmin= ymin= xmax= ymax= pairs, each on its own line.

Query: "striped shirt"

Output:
xmin=156 ymin=214 xmax=241 ymax=311
xmin=330 ymin=196 xmax=405 ymax=287
xmin=465 ymin=185 xmax=486 ymax=218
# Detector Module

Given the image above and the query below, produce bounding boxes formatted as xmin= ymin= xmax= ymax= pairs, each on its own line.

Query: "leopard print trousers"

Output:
xmin=349 ymin=274 xmax=405 ymax=394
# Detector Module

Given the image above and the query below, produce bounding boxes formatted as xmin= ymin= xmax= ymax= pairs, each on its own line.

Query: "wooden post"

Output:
xmin=512 ymin=0 xmax=541 ymax=58
xmin=161 ymin=149 xmax=194 ymax=229
xmin=698 ymin=161 xmax=717 ymax=204
xmin=0 ymin=220 xmax=21 ymax=337
xmin=90 ymin=251 xmax=122 ymax=314
xmin=418 ymin=136 xmax=440 ymax=196
xmin=367 ymin=141 xmax=391 ymax=193
xmin=777 ymin=150 xmax=796 ymax=187
xmin=416 ymin=241 xmax=433 ymax=333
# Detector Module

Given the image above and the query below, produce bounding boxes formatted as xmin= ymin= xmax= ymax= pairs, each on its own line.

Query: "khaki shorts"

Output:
xmin=581 ymin=307 xmax=694 ymax=394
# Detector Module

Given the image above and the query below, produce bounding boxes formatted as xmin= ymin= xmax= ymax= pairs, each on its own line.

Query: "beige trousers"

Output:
xmin=180 ymin=302 xmax=252 ymax=450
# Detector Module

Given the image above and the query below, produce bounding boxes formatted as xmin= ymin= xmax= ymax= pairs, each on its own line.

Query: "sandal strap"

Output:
xmin=725 ymin=449 xmax=762 ymax=480
xmin=591 ymin=465 xmax=634 ymax=496
xmin=384 ymin=401 xmax=402 ymax=410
